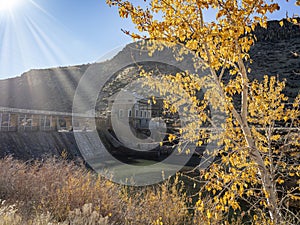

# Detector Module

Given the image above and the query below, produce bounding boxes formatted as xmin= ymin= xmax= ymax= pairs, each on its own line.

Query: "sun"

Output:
xmin=0 ymin=0 xmax=24 ymax=11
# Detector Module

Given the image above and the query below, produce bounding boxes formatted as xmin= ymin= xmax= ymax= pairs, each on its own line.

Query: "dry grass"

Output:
xmin=120 ymin=176 xmax=191 ymax=225
xmin=0 ymin=157 xmax=192 ymax=225
xmin=2 ymin=156 xmax=295 ymax=224
xmin=0 ymin=201 xmax=111 ymax=225
xmin=0 ymin=157 xmax=121 ymax=223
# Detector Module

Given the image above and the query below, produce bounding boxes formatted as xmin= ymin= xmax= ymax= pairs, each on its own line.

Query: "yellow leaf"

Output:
xmin=207 ymin=210 xmax=212 ymax=219
xmin=291 ymin=195 xmax=300 ymax=201
xmin=277 ymin=178 xmax=284 ymax=184
xmin=245 ymin=26 xmax=251 ymax=33
xmin=197 ymin=141 xmax=203 ymax=146
xmin=168 ymin=134 xmax=176 ymax=142
xmin=279 ymin=20 xmax=284 ymax=27
xmin=292 ymin=19 xmax=298 ymax=24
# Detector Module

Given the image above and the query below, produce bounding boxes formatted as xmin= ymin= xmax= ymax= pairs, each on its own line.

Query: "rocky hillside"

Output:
xmin=0 ymin=19 xmax=299 ymax=113
xmin=249 ymin=19 xmax=300 ymax=99
xmin=0 ymin=65 xmax=89 ymax=112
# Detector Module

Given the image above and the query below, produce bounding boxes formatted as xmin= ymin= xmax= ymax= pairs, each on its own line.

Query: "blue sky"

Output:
xmin=0 ymin=0 xmax=298 ymax=79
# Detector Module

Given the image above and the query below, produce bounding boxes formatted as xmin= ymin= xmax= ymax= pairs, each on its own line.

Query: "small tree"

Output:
xmin=106 ymin=0 xmax=300 ymax=223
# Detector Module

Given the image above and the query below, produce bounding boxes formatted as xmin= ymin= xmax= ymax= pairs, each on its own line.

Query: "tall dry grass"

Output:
xmin=0 ymin=157 xmax=123 ymax=223
xmin=1 ymin=156 xmax=288 ymax=224
xmin=0 ymin=157 xmax=192 ymax=224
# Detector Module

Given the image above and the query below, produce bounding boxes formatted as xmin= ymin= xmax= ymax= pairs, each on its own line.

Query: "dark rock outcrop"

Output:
xmin=253 ymin=18 xmax=300 ymax=42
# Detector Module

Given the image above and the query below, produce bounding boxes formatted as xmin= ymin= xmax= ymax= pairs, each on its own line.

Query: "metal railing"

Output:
xmin=0 ymin=106 xmax=95 ymax=118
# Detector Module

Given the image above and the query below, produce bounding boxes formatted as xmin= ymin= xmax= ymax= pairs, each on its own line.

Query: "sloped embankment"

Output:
xmin=0 ymin=131 xmax=82 ymax=160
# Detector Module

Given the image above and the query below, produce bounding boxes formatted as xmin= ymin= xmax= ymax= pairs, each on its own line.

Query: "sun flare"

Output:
xmin=0 ymin=0 xmax=24 ymax=11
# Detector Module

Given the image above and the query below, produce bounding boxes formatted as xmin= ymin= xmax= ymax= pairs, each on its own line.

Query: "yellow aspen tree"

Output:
xmin=106 ymin=0 xmax=300 ymax=224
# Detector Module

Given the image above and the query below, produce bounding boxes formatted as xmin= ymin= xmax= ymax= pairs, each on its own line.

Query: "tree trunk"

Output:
xmin=242 ymin=124 xmax=282 ymax=223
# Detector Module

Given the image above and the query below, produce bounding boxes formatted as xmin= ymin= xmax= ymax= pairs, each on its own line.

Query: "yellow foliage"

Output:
xmin=107 ymin=0 xmax=300 ymax=224
xmin=279 ymin=20 xmax=284 ymax=27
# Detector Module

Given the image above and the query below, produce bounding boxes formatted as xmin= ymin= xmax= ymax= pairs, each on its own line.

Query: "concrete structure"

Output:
xmin=107 ymin=91 xmax=152 ymax=130
xmin=0 ymin=107 xmax=95 ymax=132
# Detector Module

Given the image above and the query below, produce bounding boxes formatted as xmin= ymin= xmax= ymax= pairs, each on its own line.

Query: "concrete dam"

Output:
xmin=0 ymin=106 xmax=103 ymax=161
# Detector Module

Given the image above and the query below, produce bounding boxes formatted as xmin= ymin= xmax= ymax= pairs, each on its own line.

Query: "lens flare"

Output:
xmin=0 ymin=0 xmax=80 ymax=78
xmin=0 ymin=0 xmax=23 ymax=11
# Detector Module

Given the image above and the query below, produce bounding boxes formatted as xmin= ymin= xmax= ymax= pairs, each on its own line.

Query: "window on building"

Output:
xmin=45 ymin=117 xmax=51 ymax=127
xmin=19 ymin=115 xmax=25 ymax=126
xmin=27 ymin=116 xmax=32 ymax=127
xmin=128 ymin=109 xmax=132 ymax=117
xmin=140 ymin=111 xmax=143 ymax=118
xmin=59 ymin=118 xmax=67 ymax=128
xmin=40 ymin=116 xmax=51 ymax=128
xmin=1 ymin=113 xmax=10 ymax=127
xmin=20 ymin=115 xmax=32 ymax=127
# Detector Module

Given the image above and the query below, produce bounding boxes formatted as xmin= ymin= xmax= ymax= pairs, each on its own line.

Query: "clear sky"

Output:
xmin=0 ymin=0 xmax=298 ymax=79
